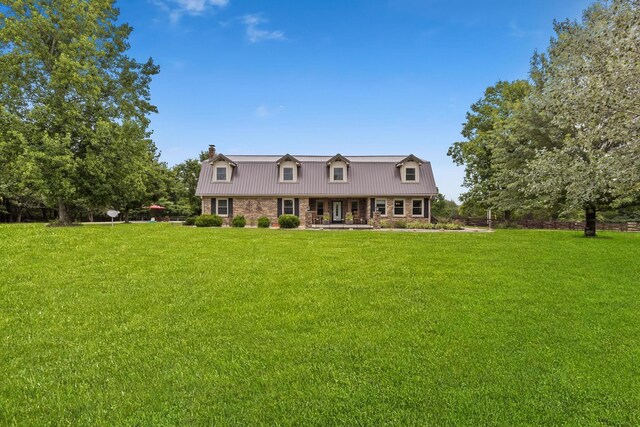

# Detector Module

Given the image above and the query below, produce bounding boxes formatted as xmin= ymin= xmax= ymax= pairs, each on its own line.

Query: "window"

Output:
xmin=412 ymin=199 xmax=423 ymax=216
xmin=283 ymin=199 xmax=294 ymax=215
xmin=283 ymin=167 xmax=294 ymax=181
xmin=351 ymin=200 xmax=359 ymax=214
xmin=217 ymin=199 xmax=228 ymax=216
xmin=406 ymin=167 xmax=416 ymax=181
xmin=375 ymin=199 xmax=386 ymax=216
xmin=333 ymin=167 xmax=344 ymax=181
xmin=394 ymin=200 xmax=404 ymax=216
xmin=316 ymin=200 xmax=324 ymax=216
xmin=216 ymin=167 xmax=227 ymax=181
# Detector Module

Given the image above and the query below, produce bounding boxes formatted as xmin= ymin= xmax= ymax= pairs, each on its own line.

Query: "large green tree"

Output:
xmin=450 ymin=0 xmax=639 ymax=236
xmin=0 ymin=110 xmax=46 ymax=222
xmin=448 ymin=80 xmax=555 ymax=220
xmin=0 ymin=0 xmax=159 ymax=223
xmin=171 ymin=158 xmax=203 ymax=216
xmin=527 ymin=0 xmax=640 ymax=236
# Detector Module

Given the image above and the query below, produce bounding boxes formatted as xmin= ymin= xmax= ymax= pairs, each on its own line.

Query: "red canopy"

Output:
xmin=147 ymin=204 xmax=166 ymax=210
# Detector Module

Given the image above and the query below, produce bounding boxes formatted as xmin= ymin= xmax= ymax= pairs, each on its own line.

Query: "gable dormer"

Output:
xmin=276 ymin=154 xmax=300 ymax=183
xmin=327 ymin=154 xmax=350 ymax=183
xmin=209 ymin=154 xmax=236 ymax=183
xmin=396 ymin=155 xmax=423 ymax=183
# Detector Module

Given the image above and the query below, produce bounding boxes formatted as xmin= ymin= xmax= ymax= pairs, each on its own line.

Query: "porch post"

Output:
xmin=305 ymin=210 xmax=313 ymax=228
xmin=364 ymin=198 xmax=370 ymax=223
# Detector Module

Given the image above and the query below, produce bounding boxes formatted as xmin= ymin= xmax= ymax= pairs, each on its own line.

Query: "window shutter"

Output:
xmin=294 ymin=198 xmax=300 ymax=217
xmin=277 ymin=198 xmax=282 ymax=217
xmin=229 ymin=198 xmax=233 ymax=216
xmin=424 ymin=198 xmax=428 ymax=218
xmin=370 ymin=198 xmax=375 ymax=218
xmin=211 ymin=198 xmax=217 ymax=215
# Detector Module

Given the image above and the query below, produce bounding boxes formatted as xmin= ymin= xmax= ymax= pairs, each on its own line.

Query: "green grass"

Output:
xmin=1 ymin=225 xmax=639 ymax=426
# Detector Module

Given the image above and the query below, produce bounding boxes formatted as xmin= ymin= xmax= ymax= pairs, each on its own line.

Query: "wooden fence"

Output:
xmin=456 ymin=218 xmax=640 ymax=232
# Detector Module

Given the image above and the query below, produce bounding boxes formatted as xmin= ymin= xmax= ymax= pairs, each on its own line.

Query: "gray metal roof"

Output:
xmin=196 ymin=155 xmax=438 ymax=197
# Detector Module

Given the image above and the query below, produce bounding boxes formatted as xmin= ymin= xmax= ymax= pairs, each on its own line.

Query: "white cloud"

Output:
xmin=153 ymin=0 xmax=228 ymax=24
xmin=178 ymin=0 xmax=228 ymax=14
xmin=242 ymin=14 xmax=285 ymax=43
xmin=255 ymin=104 xmax=285 ymax=118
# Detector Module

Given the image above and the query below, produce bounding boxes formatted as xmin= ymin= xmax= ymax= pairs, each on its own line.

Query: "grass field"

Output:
xmin=1 ymin=224 xmax=639 ymax=425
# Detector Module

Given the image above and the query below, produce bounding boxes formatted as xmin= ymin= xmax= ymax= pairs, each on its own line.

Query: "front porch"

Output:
xmin=308 ymin=198 xmax=370 ymax=225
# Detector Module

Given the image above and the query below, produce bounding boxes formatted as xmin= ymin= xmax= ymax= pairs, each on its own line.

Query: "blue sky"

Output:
xmin=120 ymin=0 xmax=593 ymax=200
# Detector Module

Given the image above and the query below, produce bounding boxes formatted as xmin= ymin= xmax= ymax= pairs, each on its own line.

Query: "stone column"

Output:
xmin=373 ymin=211 xmax=381 ymax=229
xmin=202 ymin=197 xmax=211 ymax=214
xmin=364 ymin=198 xmax=370 ymax=224
xmin=305 ymin=210 xmax=313 ymax=229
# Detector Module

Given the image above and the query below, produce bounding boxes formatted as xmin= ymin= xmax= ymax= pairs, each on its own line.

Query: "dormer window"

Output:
xmin=283 ymin=167 xmax=294 ymax=181
xmin=209 ymin=154 xmax=236 ymax=183
xmin=216 ymin=167 xmax=227 ymax=181
xmin=396 ymin=155 xmax=424 ymax=184
xmin=333 ymin=167 xmax=344 ymax=181
xmin=327 ymin=154 xmax=350 ymax=183
xmin=277 ymin=154 xmax=300 ymax=183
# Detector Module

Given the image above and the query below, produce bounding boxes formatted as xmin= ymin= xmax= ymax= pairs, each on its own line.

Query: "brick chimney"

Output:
xmin=208 ymin=144 xmax=216 ymax=159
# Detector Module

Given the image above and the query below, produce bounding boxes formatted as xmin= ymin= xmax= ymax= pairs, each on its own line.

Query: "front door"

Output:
xmin=332 ymin=201 xmax=342 ymax=222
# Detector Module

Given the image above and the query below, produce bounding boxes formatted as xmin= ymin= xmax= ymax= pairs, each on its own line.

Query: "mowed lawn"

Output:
xmin=1 ymin=225 xmax=639 ymax=426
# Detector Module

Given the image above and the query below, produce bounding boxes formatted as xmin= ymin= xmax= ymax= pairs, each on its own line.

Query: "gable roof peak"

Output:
xmin=276 ymin=154 xmax=301 ymax=166
xmin=208 ymin=153 xmax=237 ymax=167
xmin=395 ymin=154 xmax=424 ymax=167
xmin=326 ymin=153 xmax=351 ymax=166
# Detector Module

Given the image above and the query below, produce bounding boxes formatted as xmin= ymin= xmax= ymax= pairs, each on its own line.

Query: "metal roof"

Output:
xmin=195 ymin=155 xmax=438 ymax=197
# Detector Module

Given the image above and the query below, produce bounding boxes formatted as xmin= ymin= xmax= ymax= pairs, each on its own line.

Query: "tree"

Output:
xmin=171 ymin=158 xmax=203 ymax=216
xmin=0 ymin=110 xmax=46 ymax=222
xmin=526 ymin=0 xmax=640 ymax=236
xmin=448 ymin=80 xmax=555 ymax=220
xmin=449 ymin=1 xmax=639 ymax=236
xmin=430 ymin=194 xmax=459 ymax=219
xmin=0 ymin=0 xmax=159 ymax=224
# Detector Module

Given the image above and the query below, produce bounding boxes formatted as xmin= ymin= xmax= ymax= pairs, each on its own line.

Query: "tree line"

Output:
xmin=0 ymin=1 xmax=204 ymax=223
xmin=449 ymin=0 xmax=639 ymax=236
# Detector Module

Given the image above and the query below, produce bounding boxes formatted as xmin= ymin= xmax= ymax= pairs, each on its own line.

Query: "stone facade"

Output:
xmin=376 ymin=197 xmax=431 ymax=225
xmin=201 ymin=197 xmax=310 ymax=227
xmin=200 ymin=196 xmax=430 ymax=227
xmin=231 ymin=197 xmax=280 ymax=226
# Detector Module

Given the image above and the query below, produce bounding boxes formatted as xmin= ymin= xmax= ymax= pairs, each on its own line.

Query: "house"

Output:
xmin=195 ymin=145 xmax=438 ymax=227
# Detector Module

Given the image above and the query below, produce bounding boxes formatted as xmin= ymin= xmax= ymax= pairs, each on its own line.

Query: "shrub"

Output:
xmin=394 ymin=220 xmax=407 ymax=229
xmin=257 ymin=216 xmax=271 ymax=228
xmin=407 ymin=221 xmax=423 ymax=229
xmin=345 ymin=212 xmax=354 ymax=222
xmin=183 ymin=217 xmax=196 ymax=226
xmin=195 ymin=214 xmax=223 ymax=227
xmin=278 ymin=214 xmax=300 ymax=229
xmin=380 ymin=219 xmax=391 ymax=229
xmin=231 ymin=215 xmax=246 ymax=228
xmin=322 ymin=213 xmax=331 ymax=223
xmin=436 ymin=221 xmax=464 ymax=230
